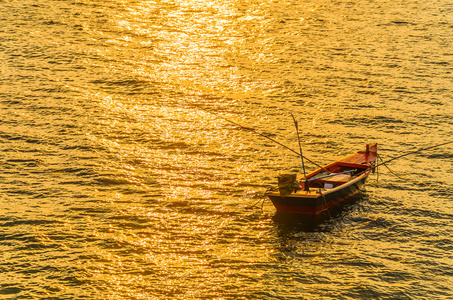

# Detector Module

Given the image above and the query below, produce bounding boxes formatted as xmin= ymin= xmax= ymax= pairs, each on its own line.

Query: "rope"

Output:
xmin=247 ymin=197 xmax=266 ymax=210
xmin=376 ymin=153 xmax=408 ymax=180
xmin=320 ymin=191 xmax=333 ymax=221
xmin=376 ymin=140 xmax=453 ymax=181
xmin=381 ymin=140 xmax=453 ymax=165
xmin=245 ymin=188 xmax=272 ymax=210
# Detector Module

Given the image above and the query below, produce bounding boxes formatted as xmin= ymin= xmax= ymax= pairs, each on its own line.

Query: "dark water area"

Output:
xmin=1 ymin=0 xmax=452 ymax=299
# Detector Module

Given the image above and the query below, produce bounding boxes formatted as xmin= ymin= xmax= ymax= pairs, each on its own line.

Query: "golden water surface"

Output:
xmin=1 ymin=0 xmax=452 ymax=299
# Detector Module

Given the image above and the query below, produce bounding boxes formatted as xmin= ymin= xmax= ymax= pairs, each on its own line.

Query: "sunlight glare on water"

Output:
xmin=1 ymin=0 xmax=452 ymax=299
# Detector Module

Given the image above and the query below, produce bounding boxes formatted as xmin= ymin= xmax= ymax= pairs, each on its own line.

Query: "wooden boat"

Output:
xmin=265 ymin=144 xmax=377 ymax=215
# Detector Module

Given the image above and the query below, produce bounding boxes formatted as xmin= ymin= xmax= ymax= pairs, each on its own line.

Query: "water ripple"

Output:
xmin=1 ymin=0 xmax=452 ymax=299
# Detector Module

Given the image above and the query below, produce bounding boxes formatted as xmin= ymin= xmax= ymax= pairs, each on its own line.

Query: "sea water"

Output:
xmin=1 ymin=0 xmax=452 ymax=299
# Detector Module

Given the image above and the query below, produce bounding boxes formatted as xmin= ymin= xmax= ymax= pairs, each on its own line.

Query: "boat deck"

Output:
xmin=338 ymin=144 xmax=377 ymax=166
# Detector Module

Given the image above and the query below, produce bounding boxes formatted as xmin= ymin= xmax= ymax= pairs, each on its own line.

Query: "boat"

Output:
xmin=265 ymin=144 xmax=377 ymax=216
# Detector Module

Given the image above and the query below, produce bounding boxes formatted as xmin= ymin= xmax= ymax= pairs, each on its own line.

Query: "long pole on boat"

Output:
xmin=380 ymin=140 xmax=453 ymax=165
xmin=290 ymin=113 xmax=309 ymax=191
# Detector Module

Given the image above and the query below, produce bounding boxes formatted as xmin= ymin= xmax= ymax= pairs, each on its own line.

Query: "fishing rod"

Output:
xmin=216 ymin=114 xmax=327 ymax=171
xmin=379 ymin=140 xmax=453 ymax=166
xmin=290 ymin=113 xmax=309 ymax=190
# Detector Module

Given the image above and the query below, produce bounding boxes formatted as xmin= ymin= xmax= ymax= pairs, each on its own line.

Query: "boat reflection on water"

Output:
xmin=272 ymin=192 xmax=368 ymax=233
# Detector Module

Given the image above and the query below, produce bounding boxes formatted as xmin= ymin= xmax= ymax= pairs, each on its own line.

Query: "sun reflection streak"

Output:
xmin=56 ymin=0 xmax=453 ymax=299
xmin=80 ymin=199 xmax=277 ymax=298
xmin=3 ymin=0 xmax=453 ymax=298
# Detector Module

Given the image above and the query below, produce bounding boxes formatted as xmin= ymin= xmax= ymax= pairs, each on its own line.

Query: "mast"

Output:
xmin=291 ymin=114 xmax=309 ymax=191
